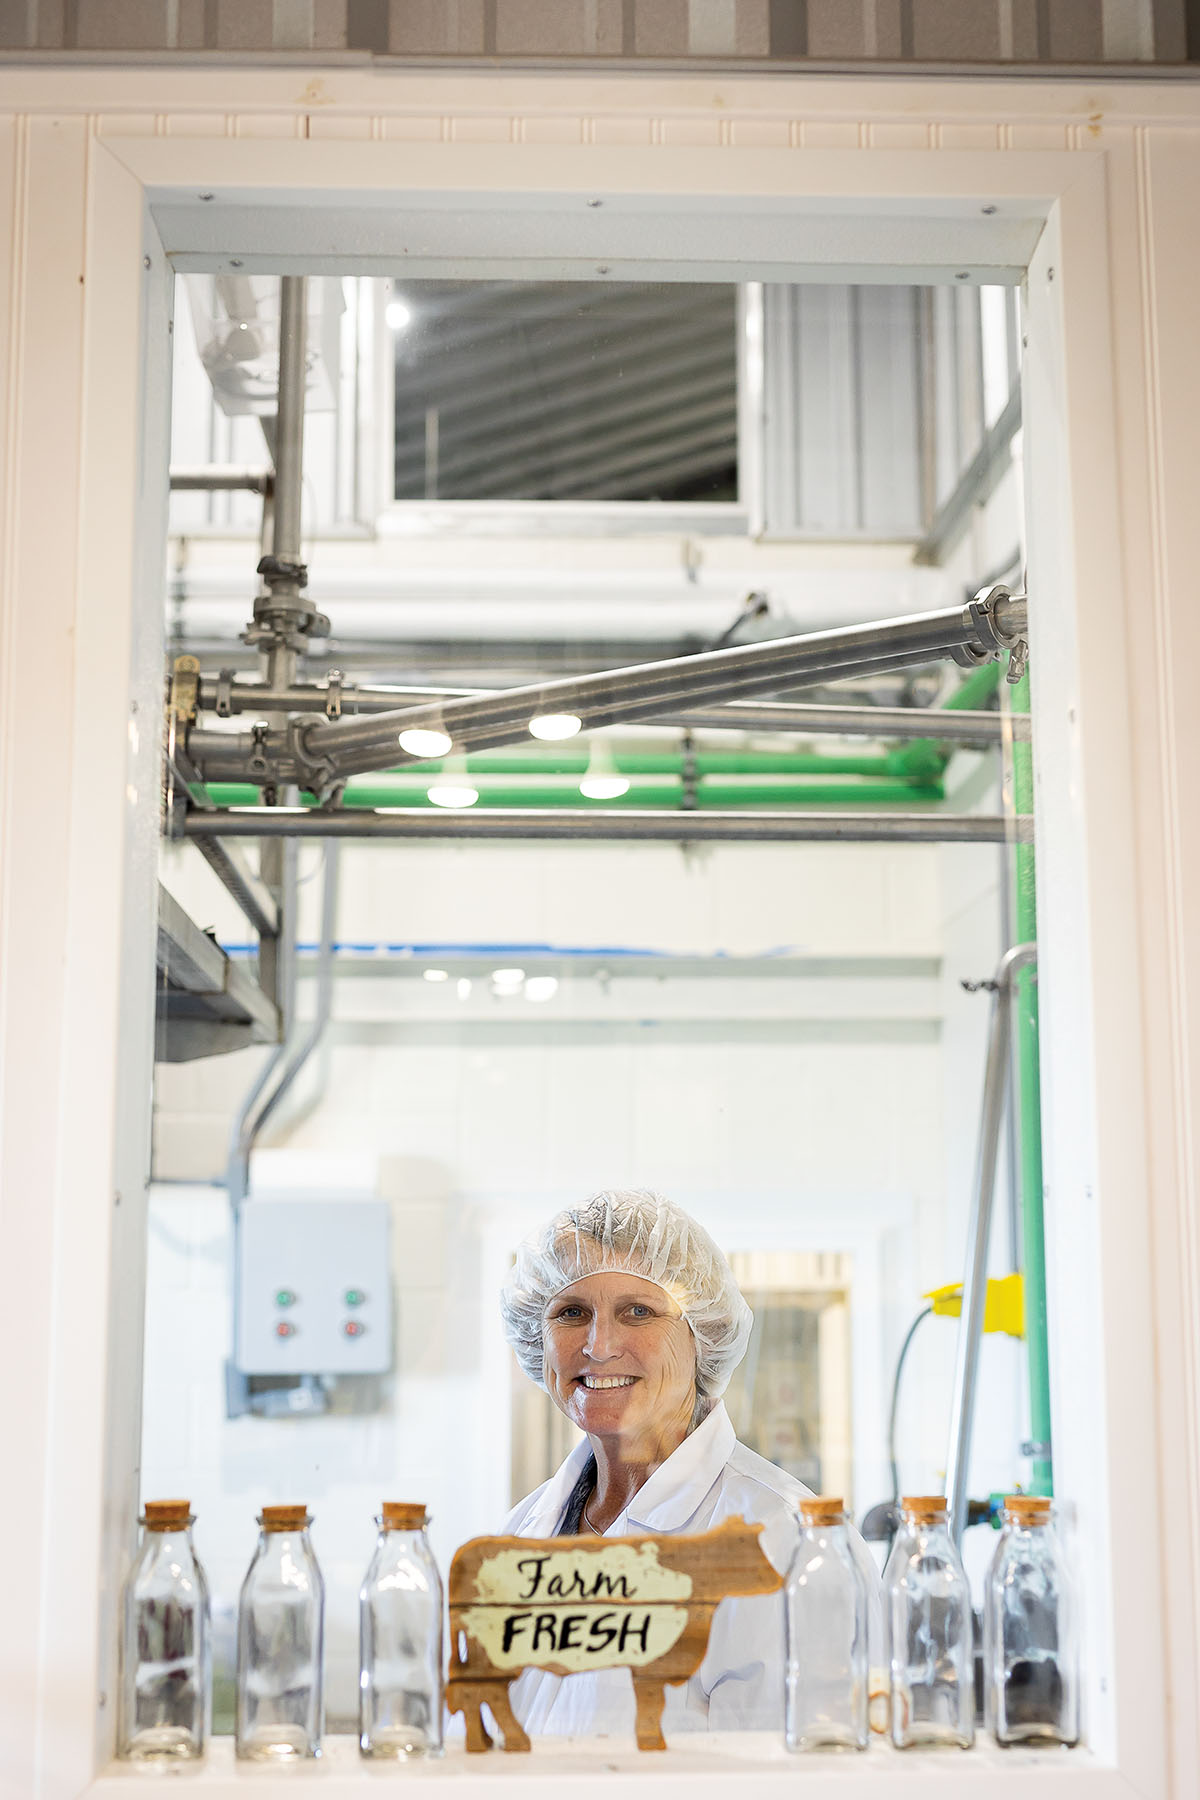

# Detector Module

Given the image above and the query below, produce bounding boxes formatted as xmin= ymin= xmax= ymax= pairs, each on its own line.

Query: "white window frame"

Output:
xmin=1 ymin=69 xmax=1198 ymax=1800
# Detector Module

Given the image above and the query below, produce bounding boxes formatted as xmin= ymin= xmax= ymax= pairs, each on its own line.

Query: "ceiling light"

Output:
xmin=456 ymin=978 xmax=472 ymax=1000
xmin=529 ymin=712 xmax=582 ymax=741
xmin=579 ymin=735 xmax=630 ymax=801
xmin=422 ymin=969 xmax=449 ymax=983
xmin=386 ymin=298 xmax=412 ymax=331
xmin=491 ymin=967 xmax=525 ymax=990
xmin=524 ymin=976 xmax=559 ymax=1003
xmin=399 ymin=727 xmax=452 ymax=758
xmin=427 ymin=782 xmax=478 ymax=809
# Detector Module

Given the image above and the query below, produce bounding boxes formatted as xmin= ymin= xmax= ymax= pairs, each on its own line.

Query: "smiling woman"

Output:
xmin=498 ymin=1190 xmax=884 ymax=1736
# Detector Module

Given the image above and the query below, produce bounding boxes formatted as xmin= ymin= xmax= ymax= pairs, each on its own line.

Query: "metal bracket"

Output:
xmin=952 ymin=584 xmax=1029 ymax=676
xmin=256 ymin=553 xmax=308 ymax=592
xmin=679 ymin=730 xmax=698 ymax=811
xmin=1006 ymin=637 xmax=1030 ymax=685
xmin=169 ymin=654 xmax=201 ymax=725
xmin=288 ymin=717 xmax=337 ymax=799
xmin=248 ymin=720 xmax=271 ymax=780
xmin=214 ymin=668 xmax=235 ymax=719
xmin=324 ymin=668 xmax=344 ymax=722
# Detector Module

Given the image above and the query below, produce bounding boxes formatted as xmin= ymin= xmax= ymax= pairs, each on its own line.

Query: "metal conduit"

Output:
xmin=185 ymin=808 xmax=1030 ymax=845
xmin=193 ymin=681 xmax=1025 ymax=745
xmin=945 ymin=941 xmax=1039 ymax=1543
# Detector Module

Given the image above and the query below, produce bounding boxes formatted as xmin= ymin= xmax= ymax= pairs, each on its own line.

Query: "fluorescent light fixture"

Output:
xmin=579 ymin=736 xmax=630 ymax=801
xmin=422 ymin=969 xmax=449 ymax=983
xmin=399 ymin=727 xmax=452 ymax=758
xmin=427 ymin=751 xmax=478 ymax=809
xmin=456 ymin=978 xmax=472 ymax=1000
xmin=529 ymin=712 xmax=582 ymax=741
xmin=524 ymin=976 xmax=559 ymax=1003
xmin=491 ymin=967 xmax=525 ymax=989
xmin=386 ymin=298 xmax=412 ymax=331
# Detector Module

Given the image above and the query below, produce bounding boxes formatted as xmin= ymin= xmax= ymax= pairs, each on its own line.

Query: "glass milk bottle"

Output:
xmin=118 ymin=1499 xmax=210 ymax=1761
xmin=236 ymin=1505 xmax=324 ymax=1761
xmin=884 ymin=1495 xmax=974 ymax=1749
xmin=784 ymin=1496 xmax=869 ymax=1752
xmin=985 ymin=1494 xmax=1079 ymax=1746
xmin=360 ymin=1501 xmax=445 ymax=1757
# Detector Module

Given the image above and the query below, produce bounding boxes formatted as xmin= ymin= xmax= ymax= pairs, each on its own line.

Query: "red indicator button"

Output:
xmin=275 ymin=1321 xmax=297 ymax=1339
xmin=342 ymin=1319 xmax=366 ymax=1338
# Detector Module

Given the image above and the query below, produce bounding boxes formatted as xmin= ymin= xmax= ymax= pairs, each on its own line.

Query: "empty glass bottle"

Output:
xmin=985 ymin=1495 xmax=1079 ymax=1746
xmin=118 ymin=1499 xmax=211 ymax=1761
xmin=359 ymin=1501 xmax=445 ymax=1758
xmin=236 ymin=1505 xmax=324 ymax=1761
xmin=884 ymin=1495 xmax=974 ymax=1749
xmin=784 ymin=1496 xmax=869 ymax=1752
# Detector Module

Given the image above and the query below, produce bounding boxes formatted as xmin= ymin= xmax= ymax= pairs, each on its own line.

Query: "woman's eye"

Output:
xmin=626 ymin=1305 xmax=652 ymax=1319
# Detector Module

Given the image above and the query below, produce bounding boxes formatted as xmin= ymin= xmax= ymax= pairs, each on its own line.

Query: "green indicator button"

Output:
xmin=275 ymin=1288 xmax=297 ymax=1308
xmin=344 ymin=1288 xmax=366 ymax=1307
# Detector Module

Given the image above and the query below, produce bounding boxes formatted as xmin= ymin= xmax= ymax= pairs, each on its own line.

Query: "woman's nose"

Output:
xmin=583 ymin=1313 xmax=621 ymax=1359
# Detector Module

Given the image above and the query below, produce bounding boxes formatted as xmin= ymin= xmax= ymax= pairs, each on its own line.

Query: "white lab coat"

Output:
xmin=500 ymin=1401 xmax=884 ymax=1737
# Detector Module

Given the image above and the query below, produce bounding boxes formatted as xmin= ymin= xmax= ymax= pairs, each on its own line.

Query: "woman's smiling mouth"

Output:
xmin=577 ymin=1375 xmax=638 ymax=1389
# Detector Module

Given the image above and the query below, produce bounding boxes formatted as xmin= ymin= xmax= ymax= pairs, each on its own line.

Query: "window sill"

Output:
xmin=90 ymin=1733 xmax=1115 ymax=1796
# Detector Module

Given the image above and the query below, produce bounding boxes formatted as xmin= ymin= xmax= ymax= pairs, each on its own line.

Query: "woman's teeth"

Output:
xmin=580 ymin=1375 xmax=636 ymax=1389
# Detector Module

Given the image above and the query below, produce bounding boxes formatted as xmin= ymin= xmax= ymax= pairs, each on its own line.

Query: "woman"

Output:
xmin=500 ymin=1188 xmax=883 ymax=1737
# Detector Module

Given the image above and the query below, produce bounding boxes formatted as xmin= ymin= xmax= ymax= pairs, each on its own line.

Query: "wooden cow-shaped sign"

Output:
xmin=447 ymin=1515 xmax=785 ymax=1751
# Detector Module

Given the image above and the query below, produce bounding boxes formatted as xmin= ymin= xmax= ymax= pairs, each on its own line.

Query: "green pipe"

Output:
xmin=1010 ymin=664 xmax=1052 ymax=1496
xmin=380 ymin=751 xmax=912 ymax=777
xmin=893 ymin=661 xmax=1003 ymax=781
xmin=203 ymin=780 xmax=944 ymax=811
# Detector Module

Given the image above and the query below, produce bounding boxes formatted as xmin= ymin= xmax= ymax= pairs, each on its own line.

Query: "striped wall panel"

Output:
xmin=0 ymin=0 xmax=1191 ymax=62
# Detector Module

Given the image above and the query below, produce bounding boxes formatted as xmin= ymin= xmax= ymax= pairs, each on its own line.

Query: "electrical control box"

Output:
xmin=235 ymin=1196 xmax=393 ymax=1375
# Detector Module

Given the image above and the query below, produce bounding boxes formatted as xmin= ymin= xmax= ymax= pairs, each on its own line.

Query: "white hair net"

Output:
xmin=501 ymin=1189 xmax=753 ymax=1399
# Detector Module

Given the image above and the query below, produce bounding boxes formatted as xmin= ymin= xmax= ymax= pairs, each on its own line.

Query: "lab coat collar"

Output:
xmin=624 ymin=1402 xmax=736 ymax=1531
xmin=520 ymin=1402 xmax=736 ymax=1537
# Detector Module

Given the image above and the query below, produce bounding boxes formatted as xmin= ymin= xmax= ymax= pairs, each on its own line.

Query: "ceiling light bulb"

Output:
xmin=491 ymin=967 xmax=525 ymax=988
xmin=426 ymin=750 xmax=477 ymax=808
xmin=579 ymin=734 xmax=630 ymax=800
xmin=386 ymin=298 xmax=412 ymax=331
xmin=524 ymin=976 xmax=559 ymax=1003
xmin=427 ymin=782 xmax=478 ymax=809
xmin=579 ymin=775 xmax=631 ymax=800
xmin=399 ymin=727 xmax=453 ymax=758
xmin=529 ymin=712 xmax=582 ymax=741
xmin=423 ymin=968 xmax=449 ymax=983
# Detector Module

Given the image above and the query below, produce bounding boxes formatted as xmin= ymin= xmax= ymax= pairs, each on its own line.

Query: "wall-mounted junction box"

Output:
xmin=235 ymin=1196 xmax=393 ymax=1375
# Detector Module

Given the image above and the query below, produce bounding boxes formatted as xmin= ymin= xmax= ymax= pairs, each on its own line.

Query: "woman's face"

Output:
xmin=542 ymin=1270 xmax=698 ymax=1452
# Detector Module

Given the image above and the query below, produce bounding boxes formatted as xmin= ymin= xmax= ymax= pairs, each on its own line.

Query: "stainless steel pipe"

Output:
xmin=271 ymin=276 xmax=307 ymax=570
xmin=945 ymin=941 xmax=1039 ymax=1543
xmin=170 ymin=466 xmax=273 ymax=494
xmin=186 ymin=597 xmax=1027 ymax=786
xmin=184 ymin=808 xmax=1032 ymax=845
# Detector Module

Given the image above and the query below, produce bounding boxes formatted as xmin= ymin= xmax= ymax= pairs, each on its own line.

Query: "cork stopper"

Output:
xmin=1004 ymin=1494 xmax=1053 ymax=1525
xmin=382 ymin=1502 xmax=427 ymax=1531
xmin=798 ymin=1496 xmax=846 ymax=1526
xmin=900 ymin=1494 xmax=949 ymax=1523
xmin=260 ymin=1505 xmax=311 ymax=1533
xmin=142 ymin=1499 xmax=192 ymax=1531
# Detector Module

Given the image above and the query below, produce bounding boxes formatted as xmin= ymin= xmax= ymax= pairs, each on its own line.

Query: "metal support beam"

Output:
xmin=184 ymin=807 xmax=1031 ymax=845
xmin=913 ymin=386 xmax=1022 ymax=569
xmin=192 ymin=834 xmax=280 ymax=940
xmin=945 ymin=941 xmax=1038 ymax=1543
xmin=170 ymin=466 xmax=272 ymax=494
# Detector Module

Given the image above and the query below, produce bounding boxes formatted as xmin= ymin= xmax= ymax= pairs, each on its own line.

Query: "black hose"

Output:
xmin=888 ymin=1304 xmax=933 ymax=1504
